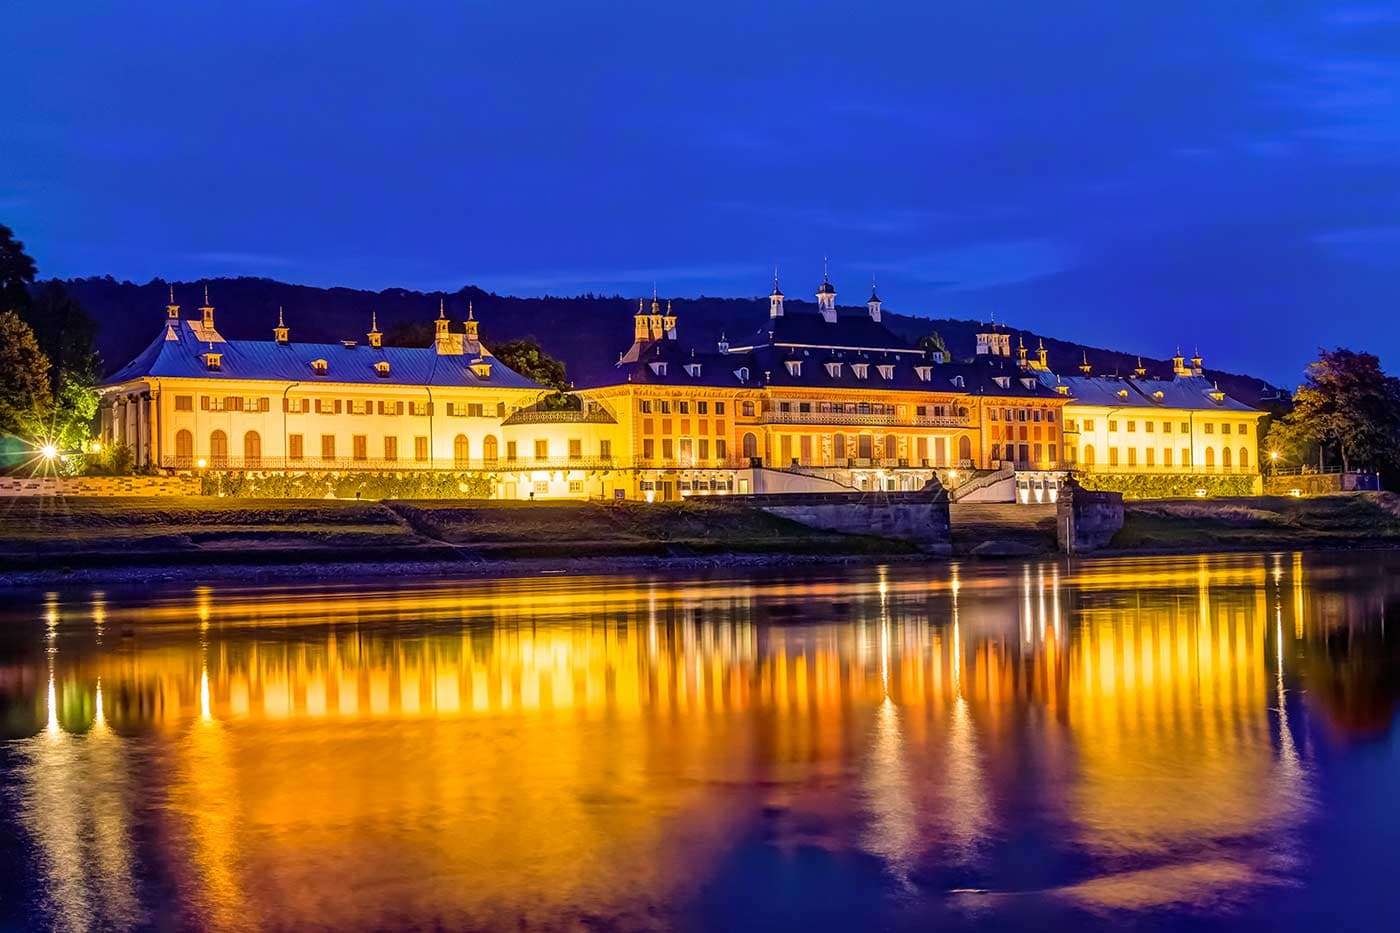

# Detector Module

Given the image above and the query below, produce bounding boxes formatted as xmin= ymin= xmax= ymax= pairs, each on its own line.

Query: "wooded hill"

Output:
xmin=54 ymin=275 xmax=1284 ymax=406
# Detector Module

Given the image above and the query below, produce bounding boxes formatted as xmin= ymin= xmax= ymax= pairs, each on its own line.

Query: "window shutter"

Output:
xmin=200 ymin=396 xmax=210 ymax=411
xmin=260 ymin=398 xmax=270 ymax=412
xmin=396 ymin=401 xmax=404 ymax=415
xmin=282 ymin=398 xmax=289 ymax=412
xmin=335 ymin=399 xmax=343 ymax=414
xmin=427 ymin=402 xmax=435 ymax=416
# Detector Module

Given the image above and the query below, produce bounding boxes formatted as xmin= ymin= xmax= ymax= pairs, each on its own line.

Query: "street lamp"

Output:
xmin=39 ymin=444 xmax=58 ymax=461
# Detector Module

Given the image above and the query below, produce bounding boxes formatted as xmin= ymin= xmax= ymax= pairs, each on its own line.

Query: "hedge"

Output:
xmin=200 ymin=470 xmax=496 ymax=499
xmin=1074 ymin=471 xmax=1259 ymax=500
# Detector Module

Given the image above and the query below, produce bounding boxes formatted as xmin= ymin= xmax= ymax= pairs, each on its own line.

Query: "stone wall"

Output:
xmin=729 ymin=486 xmax=952 ymax=555
xmin=0 ymin=475 xmax=202 ymax=497
xmin=1264 ymin=472 xmax=1382 ymax=497
xmin=1057 ymin=483 xmax=1124 ymax=553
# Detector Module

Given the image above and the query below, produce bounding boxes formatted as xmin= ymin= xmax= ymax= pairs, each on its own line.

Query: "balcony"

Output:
xmin=760 ymin=409 xmax=969 ymax=428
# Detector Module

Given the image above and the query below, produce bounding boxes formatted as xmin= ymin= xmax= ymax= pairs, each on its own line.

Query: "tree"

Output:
xmin=0 ymin=310 xmax=53 ymax=438
xmin=918 ymin=330 xmax=949 ymax=356
xmin=492 ymin=338 xmax=569 ymax=392
xmin=0 ymin=224 xmax=37 ymax=316
xmin=1264 ymin=348 xmax=1400 ymax=476
xmin=25 ymin=281 xmax=100 ymax=392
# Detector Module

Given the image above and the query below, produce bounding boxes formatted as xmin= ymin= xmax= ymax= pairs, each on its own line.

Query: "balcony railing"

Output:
xmin=160 ymin=455 xmax=621 ymax=472
xmin=760 ymin=410 xmax=970 ymax=428
xmin=501 ymin=407 xmax=618 ymax=426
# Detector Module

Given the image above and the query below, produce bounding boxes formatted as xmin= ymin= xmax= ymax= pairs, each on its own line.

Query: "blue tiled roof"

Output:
xmin=1037 ymin=371 xmax=1260 ymax=412
xmin=104 ymin=321 xmax=541 ymax=390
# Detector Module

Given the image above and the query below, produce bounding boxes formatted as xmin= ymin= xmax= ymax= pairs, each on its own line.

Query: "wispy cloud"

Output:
xmin=888 ymin=239 xmax=1074 ymax=291
xmin=187 ymin=251 xmax=296 ymax=268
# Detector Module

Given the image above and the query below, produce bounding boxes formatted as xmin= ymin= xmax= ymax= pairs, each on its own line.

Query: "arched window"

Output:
xmin=741 ymin=432 xmax=758 ymax=460
xmin=957 ymin=435 xmax=972 ymax=465
xmin=1083 ymin=444 xmax=1096 ymax=466
xmin=453 ymin=434 xmax=470 ymax=467
xmin=833 ymin=434 xmax=846 ymax=462
xmin=175 ymin=429 xmax=193 ymax=467
xmin=482 ymin=434 xmax=498 ymax=463
xmin=209 ymin=430 xmax=228 ymax=466
xmin=1205 ymin=447 xmax=1215 ymax=469
xmin=1222 ymin=446 xmax=1232 ymax=470
xmin=1239 ymin=447 xmax=1250 ymax=470
xmin=243 ymin=431 xmax=261 ymax=467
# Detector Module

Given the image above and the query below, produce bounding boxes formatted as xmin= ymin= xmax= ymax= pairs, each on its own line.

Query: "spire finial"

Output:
xmin=278 ymin=306 xmax=285 ymax=327
xmin=823 ymin=256 xmax=829 ymax=283
xmin=438 ymin=297 xmax=446 ymax=319
xmin=169 ymin=284 xmax=175 ymax=304
xmin=467 ymin=300 xmax=474 ymax=321
xmin=370 ymin=310 xmax=379 ymax=331
xmin=203 ymin=284 xmax=210 ymax=306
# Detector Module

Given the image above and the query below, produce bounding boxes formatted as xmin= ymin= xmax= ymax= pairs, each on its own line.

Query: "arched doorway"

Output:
xmin=209 ymin=430 xmax=228 ymax=466
xmin=243 ymin=431 xmax=262 ymax=467
xmin=454 ymin=434 xmax=471 ymax=468
xmin=1239 ymin=447 xmax=1250 ymax=470
xmin=957 ymin=435 xmax=972 ymax=466
xmin=1222 ymin=446 xmax=1232 ymax=470
xmin=1205 ymin=447 xmax=1215 ymax=469
xmin=482 ymin=434 xmax=498 ymax=463
xmin=1083 ymin=444 xmax=1095 ymax=467
xmin=884 ymin=435 xmax=898 ymax=461
xmin=741 ymin=432 xmax=758 ymax=461
xmin=833 ymin=434 xmax=846 ymax=462
xmin=175 ymin=429 xmax=193 ymax=467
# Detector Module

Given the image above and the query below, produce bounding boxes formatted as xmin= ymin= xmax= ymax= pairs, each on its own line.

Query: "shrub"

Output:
xmin=199 ymin=470 xmax=497 ymax=499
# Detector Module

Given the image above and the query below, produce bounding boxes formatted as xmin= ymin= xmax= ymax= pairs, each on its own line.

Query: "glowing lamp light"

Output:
xmin=947 ymin=469 xmax=959 ymax=480
xmin=39 ymin=444 xmax=59 ymax=461
xmin=89 ymin=440 xmax=103 ymax=454
xmin=1269 ymin=451 xmax=1280 ymax=461
xmin=196 ymin=458 xmax=208 ymax=469
xmin=1194 ymin=488 xmax=1208 ymax=498
xmin=644 ymin=490 xmax=656 ymax=504
xmin=1289 ymin=488 xmax=1303 ymax=498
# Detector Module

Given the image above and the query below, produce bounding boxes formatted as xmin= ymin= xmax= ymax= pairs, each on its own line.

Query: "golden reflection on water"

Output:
xmin=4 ymin=552 xmax=1398 ymax=929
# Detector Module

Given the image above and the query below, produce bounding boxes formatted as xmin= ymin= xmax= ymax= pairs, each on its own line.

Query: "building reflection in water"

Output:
xmin=2 ymin=552 xmax=1397 ymax=929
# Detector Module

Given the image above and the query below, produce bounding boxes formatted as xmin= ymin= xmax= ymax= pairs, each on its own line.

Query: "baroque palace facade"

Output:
xmin=99 ymin=272 xmax=1264 ymax=500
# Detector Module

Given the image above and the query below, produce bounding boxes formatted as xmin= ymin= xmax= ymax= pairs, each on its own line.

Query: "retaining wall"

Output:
xmin=729 ymin=487 xmax=952 ymax=555
xmin=1057 ymin=484 xmax=1124 ymax=553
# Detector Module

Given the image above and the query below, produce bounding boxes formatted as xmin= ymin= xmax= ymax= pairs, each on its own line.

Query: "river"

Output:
xmin=1 ymin=552 xmax=1398 ymax=931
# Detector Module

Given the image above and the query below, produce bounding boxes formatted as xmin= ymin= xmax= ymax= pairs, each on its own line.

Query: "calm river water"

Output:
xmin=2 ymin=552 xmax=1399 ymax=931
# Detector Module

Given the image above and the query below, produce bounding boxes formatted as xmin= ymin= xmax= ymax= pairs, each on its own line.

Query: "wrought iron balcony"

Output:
xmin=759 ymin=409 xmax=969 ymax=428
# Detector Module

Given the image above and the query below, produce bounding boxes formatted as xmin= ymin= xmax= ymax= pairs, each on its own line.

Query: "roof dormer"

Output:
xmin=735 ymin=366 xmax=750 ymax=382
xmin=649 ymin=361 xmax=668 ymax=377
xmin=203 ymin=351 xmax=223 ymax=372
xmin=311 ymin=359 xmax=329 ymax=376
xmin=825 ymin=361 xmax=842 ymax=378
xmin=374 ymin=360 xmax=391 ymax=378
xmin=471 ymin=360 xmax=493 ymax=379
xmin=914 ymin=365 xmax=931 ymax=382
xmin=785 ymin=360 xmax=802 ymax=377
xmin=876 ymin=364 xmax=894 ymax=380
xmin=684 ymin=362 xmax=702 ymax=378
xmin=851 ymin=363 xmax=869 ymax=379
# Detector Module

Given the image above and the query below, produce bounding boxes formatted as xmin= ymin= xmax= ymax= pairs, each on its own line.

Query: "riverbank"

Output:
xmin=4 ymin=492 xmax=1399 ymax=587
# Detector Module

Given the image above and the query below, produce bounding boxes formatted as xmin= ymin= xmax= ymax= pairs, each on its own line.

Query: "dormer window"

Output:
xmin=735 ymin=366 xmax=750 ymax=382
xmin=1116 ymin=389 xmax=1129 ymax=399
xmin=311 ymin=359 xmax=328 ymax=376
xmin=374 ymin=361 xmax=391 ymax=378
xmin=471 ymin=361 xmax=492 ymax=379
xmin=852 ymin=363 xmax=869 ymax=379
xmin=649 ymin=361 xmax=668 ymax=377
xmin=825 ymin=361 xmax=842 ymax=378
xmin=914 ymin=366 xmax=931 ymax=382
xmin=1153 ymin=390 xmax=1165 ymax=401
xmin=684 ymin=363 xmax=701 ymax=377
xmin=1209 ymin=389 xmax=1226 ymax=402
xmin=951 ymin=375 xmax=965 ymax=388
xmin=994 ymin=376 xmax=1010 ymax=388
xmin=785 ymin=360 xmax=802 ymax=376
xmin=1055 ymin=384 xmax=1070 ymax=395
xmin=877 ymin=364 xmax=894 ymax=380
xmin=203 ymin=352 xmax=222 ymax=371
xmin=1021 ymin=377 xmax=1036 ymax=389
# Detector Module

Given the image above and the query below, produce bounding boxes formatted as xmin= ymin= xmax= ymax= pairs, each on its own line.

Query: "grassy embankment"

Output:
xmin=1114 ymin=493 xmax=1400 ymax=551
xmin=0 ymin=496 xmax=910 ymax=572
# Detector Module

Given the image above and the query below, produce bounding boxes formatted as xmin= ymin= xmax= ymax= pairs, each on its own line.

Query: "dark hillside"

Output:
xmin=53 ymin=276 xmax=1284 ymax=406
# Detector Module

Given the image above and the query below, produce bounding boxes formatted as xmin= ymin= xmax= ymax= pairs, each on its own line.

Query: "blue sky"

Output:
xmin=3 ymin=1 xmax=1397 ymax=383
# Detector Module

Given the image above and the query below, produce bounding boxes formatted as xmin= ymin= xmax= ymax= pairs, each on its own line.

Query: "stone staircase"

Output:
xmin=948 ymin=502 xmax=1058 ymax=555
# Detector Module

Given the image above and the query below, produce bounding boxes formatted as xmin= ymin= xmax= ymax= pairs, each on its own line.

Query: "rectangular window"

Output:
xmin=175 ymin=395 xmax=193 ymax=411
xmin=506 ymin=441 xmax=517 ymax=461
xmin=468 ymin=402 xmax=484 ymax=418
xmin=643 ymin=438 xmax=655 ymax=459
xmin=1049 ymin=443 xmax=1057 ymax=462
xmin=698 ymin=401 xmax=708 ymax=414
xmin=1239 ymin=423 xmax=1249 ymax=436
xmin=1181 ymin=448 xmax=1191 ymax=466
xmin=568 ymin=480 xmax=583 ymax=494
xmin=1047 ymin=410 xmax=1056 ymax=423
xmin=1108 ymin=419 xmax=1118 ymax=432
xmin=1126 ymin=420 xmax=1136 ymax=432
xmin=1109 ymin=447 xmax=1119 ymax=466
xmin=1033 ymin=409 xmax=1042 ymax=423
xmin=415 ymin=436 xmax=429 ymax=462
xmin=715 ymin=401 xmax=725 ymax=415
xmin=321 ymin=434 xmax=336 ymax=460
xmin=568 ymin=438 xmax=582 ymax=460
xmin=680 ymin=438 xmax=693 ymax=462
xmin=1222 ymin=423 xmax=1232 ymax=435
xmin=659 ymin=400 xmax=671 ymax=414
xmin=662 ymin=438 xmax=674 ymax=459
xmin=226 ymin=396 xmax=244 ymax=412
xmin=679 ymin=401 xmax=689 ymax=414
xmin=699 ymin=438 xmax=709 ymax=460
xmin=599 ymin=439 xmax=612 ymax=460
xmin=639 ymin=400 xmax=652 ymax=413
xmin=289 ymin=434 xmax=304 ymax=460
xmin=1145 ymin=447 xmax=1155 ymax=466
xmin=1204 ymin=423 xmax=1214 ymax=434
xmin=643 ymin=417 xmax=654 ymax=434
xmin=384 ymin=436 xmax=398 ymax=461
xmin=1180 ymin=422 xmax=1190 ymax=432
xmin=1128 ymin=448 xmax=1137 ymax=466
xmin=533 ymin=480 xmax=549 ymax=494
xmin=1083 ymin=419 xmax=1094 ymax=431
xmin=715 ymin=438 xmax=727 ymax=459
xmin=1163 ymin=421 xmax=1172 ymax=433
xmin=534 ymin=439 xmax=548 ymax=461
xmin=1145 ymin=421 xmax=1154 ymax=433
xmin=353 ymin=435 xmax=367 ymax=461
xmin=1163 ymin=448 xmax=1173 ymax=467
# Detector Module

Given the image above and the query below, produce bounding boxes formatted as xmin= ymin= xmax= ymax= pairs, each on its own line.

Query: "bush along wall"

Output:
xmin=199 ymin=471 xmax=496 ymax=499
xmin=1074 ymin=472 xmax=1260 ymax=500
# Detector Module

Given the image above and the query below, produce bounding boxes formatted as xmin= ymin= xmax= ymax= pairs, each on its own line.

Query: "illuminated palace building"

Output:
xmin=99 ymin=271 xmax=1263 ymax=500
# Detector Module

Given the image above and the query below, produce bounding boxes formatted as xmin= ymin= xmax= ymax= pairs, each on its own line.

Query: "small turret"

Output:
xmin=166 ymin=285 xmax=180 ymax=320
xmin=975 ymin=319 xmax=1012 ymax=357
xmin=1190 ymin=348 xmax=1204 ymax=375
xmin=434 ymin=298 xmax=464 ymax=355
xmin=634 ymin=298 xmax=650 ymax=340
xmin=717 ymin=331 xmax=730 ymax=354
xmin=1133 ymin=356 xmax=1147 ymax=378
xmin=648 ymin=289 xmax=664 ymax=341
xmin=1079 ymin=350 xmax=1093 ymax=375
xmin=769 ymin=269 xmax=785 ymax=318
xmin=465 ymin=301 xmax=478 ymax=343
xmin=662 ymin=299 xmax=677 ymax=340
xmin=274 ymin=306 xmax=290 ymax=344
xmin=435 ymin=298 xmax=449 ymax=339
xmin=1017 ymin=335 xmax=1029 ymax=369
xmin=817 ymin=259 xmax=837 ymax=322
xmin=1172 ymin=347 xmax=1191 ymax=377
xmin=1035 ymin=338 xmax=1049 ymax=371
xmin=367 ymin=310 xmax=382 ymax=348
xmin=867 ymin=279 xmax=881 ymax=322
xmin=199 ymin=285 xmax=215 ymax=331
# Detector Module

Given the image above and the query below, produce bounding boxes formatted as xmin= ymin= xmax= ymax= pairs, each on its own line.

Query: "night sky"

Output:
xmin=4 ymin=1 xmax=1397 ymax=383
